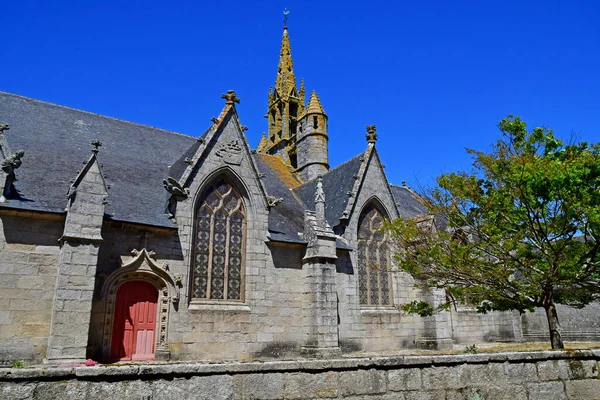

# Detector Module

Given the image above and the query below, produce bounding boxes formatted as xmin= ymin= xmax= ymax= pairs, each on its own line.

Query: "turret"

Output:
xmin=296 ymin=91 xmax=329 ymax=181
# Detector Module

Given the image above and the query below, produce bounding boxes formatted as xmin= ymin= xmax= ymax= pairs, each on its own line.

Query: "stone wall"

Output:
xmin=450 ymin=309 xmax=522 ymax=344
xmin=0 ymin=211 xmax=63 ymax=363
xmin=522 ymin=303 xmax=600 ymax=342
xmin=2 ymin=350 xmax=600 ymax=399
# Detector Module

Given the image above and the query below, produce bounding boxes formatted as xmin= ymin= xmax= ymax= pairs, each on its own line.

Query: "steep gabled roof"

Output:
xmin=0 ymin=91 xmax=196 ymax=227
xmin=390 ymin=184 xmax=427 ymax=218
xmin=293 ymin=153 xmax=364 ymax=228
xmin=168 ymin=127 xmax=211 ymax=182
xmin=254 ymin=153 xmax=306 ymax=243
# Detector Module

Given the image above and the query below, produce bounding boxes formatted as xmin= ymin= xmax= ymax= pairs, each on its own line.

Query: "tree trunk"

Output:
xmin=543 ymin=301 xmax=564 ymax=349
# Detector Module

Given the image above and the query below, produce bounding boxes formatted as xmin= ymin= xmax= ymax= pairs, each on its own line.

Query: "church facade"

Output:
xmin=0 ymin=27 xmax=596 ymax=364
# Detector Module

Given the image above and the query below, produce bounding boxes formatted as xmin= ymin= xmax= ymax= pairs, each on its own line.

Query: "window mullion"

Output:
xmin=207 ymin=213 xmax=215 ymax=299
xmin=376 ymin=242 xmax=381 ymax=306
xmin=365 ymin=238 xmax=371 ymax=306
xmin=224 ymin=215 xmax=231 ymax=300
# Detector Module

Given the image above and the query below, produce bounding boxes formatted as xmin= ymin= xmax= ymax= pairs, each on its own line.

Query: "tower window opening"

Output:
xmin=313 ymin=116 xmax=318 ymax=129
xmin=289 ymin=102 xmax=298 ymax=119
xmin=289 ymin=152 xmax=297 ymax=170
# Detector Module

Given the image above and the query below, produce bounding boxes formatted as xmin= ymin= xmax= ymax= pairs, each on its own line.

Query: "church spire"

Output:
xmin=275 ymin=25 xmax=297 ymax=99
xmin=265 ymin=18 xmax=303 ymax=167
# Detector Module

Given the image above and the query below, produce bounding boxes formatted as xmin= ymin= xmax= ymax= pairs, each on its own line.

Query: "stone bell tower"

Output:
xmin=263 ymin=24 xmax=305 ymax=167
xmin=260 ymin=22 xmax=330 ymax=180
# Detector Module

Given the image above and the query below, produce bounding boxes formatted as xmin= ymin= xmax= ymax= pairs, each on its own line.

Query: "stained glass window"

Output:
xmin=192 ymin=178 xmax=245 ymax=301
xmin=357 ymin=204 xmax=391 ymax=306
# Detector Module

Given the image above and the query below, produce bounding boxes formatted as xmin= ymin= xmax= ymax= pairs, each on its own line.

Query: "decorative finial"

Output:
xmin=315 ymin=175 xmax=325 ymax=204
xmin=221 ymin=90 xmax=240 ymax=105
xmin=91 ymin=140 xmax=102 ymax=154
xmin=366 ymin=125 xmax=378 ymax=144
xmin=402 ymin=180 xmax=406 ymax=187
xmin=315 ymin=175 xmax=326 ymax=223
xmin=283 ymin=8 xmax=290 ymax=28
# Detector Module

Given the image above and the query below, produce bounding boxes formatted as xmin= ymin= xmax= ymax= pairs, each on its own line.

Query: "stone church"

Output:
xmin=0 ymin=26 xmax=597 ymax=364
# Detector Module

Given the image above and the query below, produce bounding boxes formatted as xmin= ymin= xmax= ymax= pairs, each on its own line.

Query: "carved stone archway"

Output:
xmin=100 ymin=248 xmax=181 ymax=361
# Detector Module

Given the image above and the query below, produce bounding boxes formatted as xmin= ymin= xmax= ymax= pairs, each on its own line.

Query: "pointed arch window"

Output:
xmin=192 ymin=178 xmax=246 ymax=301
xmin=357 ymin=203 xmax=391 ymax=306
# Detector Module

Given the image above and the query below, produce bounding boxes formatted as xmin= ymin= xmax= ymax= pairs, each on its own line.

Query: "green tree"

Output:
xmin=387 ymin=116 xmax=600 ymax=349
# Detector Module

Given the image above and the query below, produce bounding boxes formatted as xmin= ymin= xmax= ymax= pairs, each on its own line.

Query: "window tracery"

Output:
xmin=357 ymin=204 xmax=391 ymax=306
xmin=193 ymin=178 xmax=245 ymax=301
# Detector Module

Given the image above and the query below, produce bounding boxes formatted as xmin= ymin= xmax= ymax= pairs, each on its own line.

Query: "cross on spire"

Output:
xmin=283 ymin=8 xmax=290 ymax=28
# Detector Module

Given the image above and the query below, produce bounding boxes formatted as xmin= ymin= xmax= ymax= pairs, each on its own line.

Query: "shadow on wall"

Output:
xmin=335 ymin=250 xmax=354 ymax=275
xmin=1 ymin=213 xmax=64 ymax=246
xmin=267 ymin=242 xmax=304 ymax=270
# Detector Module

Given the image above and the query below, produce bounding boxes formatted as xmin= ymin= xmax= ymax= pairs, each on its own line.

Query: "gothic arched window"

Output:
xmin=192 ymin=178 xmax=246 ymax=301
xmin=357 ymin=203 xmax=391 ymax=306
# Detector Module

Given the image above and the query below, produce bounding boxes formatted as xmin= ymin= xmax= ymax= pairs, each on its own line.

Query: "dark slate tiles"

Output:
xmin=293 ymin=154 xmax=364 ymax=228
xmin=389 ymin=184 xmax=427 ymax=218
xmin=0 ymin=92 xmax=197 ymax=227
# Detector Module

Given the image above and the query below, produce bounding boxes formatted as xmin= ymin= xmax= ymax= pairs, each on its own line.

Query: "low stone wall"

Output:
xmin=2 ymin=350 xmax=600 ymax=399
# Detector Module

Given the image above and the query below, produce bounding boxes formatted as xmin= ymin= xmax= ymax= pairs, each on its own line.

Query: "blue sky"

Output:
xmin=2 ymin=1 xmax=599 ymax=188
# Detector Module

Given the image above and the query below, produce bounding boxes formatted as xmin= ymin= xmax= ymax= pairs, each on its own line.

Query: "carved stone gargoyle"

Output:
xmin=1 ymin=150 xmax=25 ymax=201
xmin=266 ymin=195 xmax=283 ymax=208
xmin=163 ymin=177 xmax=189 ymax=219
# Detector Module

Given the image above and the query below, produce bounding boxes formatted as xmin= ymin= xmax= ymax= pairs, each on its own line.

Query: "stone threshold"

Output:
xmin=2 ymin=349 xmax=600 ymax=382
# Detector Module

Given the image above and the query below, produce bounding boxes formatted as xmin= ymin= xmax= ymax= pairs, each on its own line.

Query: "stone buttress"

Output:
xmin=302 ymin=176 xmax=341 ymax=356
xmin=46 ymin=142 xmax=108 ymax=363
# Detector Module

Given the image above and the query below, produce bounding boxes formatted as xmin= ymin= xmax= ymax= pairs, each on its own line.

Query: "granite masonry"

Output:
xmin=2 ymin=350 xmax=600 ymax=399
xmin=0 ymin=24 xmax=599 ymax=366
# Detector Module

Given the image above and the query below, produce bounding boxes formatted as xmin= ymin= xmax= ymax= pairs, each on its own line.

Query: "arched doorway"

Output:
xmin=110 ymin=280 xmax=158 ymax=361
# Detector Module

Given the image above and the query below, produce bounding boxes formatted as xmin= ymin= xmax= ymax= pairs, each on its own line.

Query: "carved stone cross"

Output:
xmin=221 ymin=90 xmax=240 ymax=105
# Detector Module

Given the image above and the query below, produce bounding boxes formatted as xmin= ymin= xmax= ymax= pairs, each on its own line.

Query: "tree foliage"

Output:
xmin=387 ymin=116 xmax=600 ymax=349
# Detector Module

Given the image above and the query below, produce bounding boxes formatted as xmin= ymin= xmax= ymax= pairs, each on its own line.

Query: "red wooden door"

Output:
xmin=111 ymin=280 xmax=158 ymax=361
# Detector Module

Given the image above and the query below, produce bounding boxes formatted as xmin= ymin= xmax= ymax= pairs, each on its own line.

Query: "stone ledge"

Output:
xmin=359 ymin=307 xmax=400 ymax=315
xmin=187 ymin=303 xmax=251 ymax=312
xmin=1 ymin=350 xmax=599 ymax=382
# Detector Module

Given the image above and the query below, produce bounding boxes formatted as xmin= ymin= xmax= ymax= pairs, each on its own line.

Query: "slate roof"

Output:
xmin=0 ymin=91 xmax=426 ymax=243
xmin=254 ymin=154 xmax=306 ymax=243
xmin=390 ymin=184 xmax=427 ymax=218
xmin=168 ymin=129 xmax=209 ymax=182
xmin=0 ymin=92 xmax=196 ymax=227
xmin=293 ymin=154 xmax=363 ymax=228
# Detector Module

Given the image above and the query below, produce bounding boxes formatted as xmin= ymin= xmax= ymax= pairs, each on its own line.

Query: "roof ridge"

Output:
xmin=0 ymin=91 xmax=196 ymax=140
xmin=296 ymin=151 xmax=365 ymax=187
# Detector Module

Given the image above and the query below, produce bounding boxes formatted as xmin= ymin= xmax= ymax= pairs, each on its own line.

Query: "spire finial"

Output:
xmin=366 ymin=125 xmax=378 ymax=144
xmin=91 ymin=140 xmax=102 ymax=154
xmin=315 ymin=175 xmax=326 ymax=223
xmin=221 ymin=90 xmax=240 ymax=105
xmin=283 ymin=8 xmax=290 ymax=28
xmin=315 ymin=175 xmax=325 ymax=204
